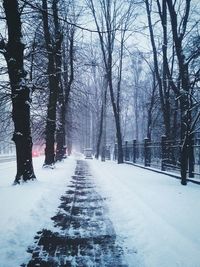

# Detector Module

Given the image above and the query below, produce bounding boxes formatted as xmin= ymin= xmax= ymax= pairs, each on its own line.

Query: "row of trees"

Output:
xmin=145 ymin=0 xmax=200 ymax=184
xmin=78 ymin=0 xmax=200 ymax=185
xmin=0 ymin=0 xmax=76 ymax=183
xmin=0 ymin=0 xmax=199 ymax=185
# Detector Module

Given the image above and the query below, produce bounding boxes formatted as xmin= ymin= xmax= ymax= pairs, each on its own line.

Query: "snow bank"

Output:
xmin=88 ymin=159 xmax=200 ymax=267
xmin=0 ymin=156 xmax=76 ymax=267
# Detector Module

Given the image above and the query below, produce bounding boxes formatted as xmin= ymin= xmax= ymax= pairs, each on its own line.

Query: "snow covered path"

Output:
xmin=25 ymin=160 xmax=127 ymax=266
xmin=88 ymin=159 xmax=200 ymax=267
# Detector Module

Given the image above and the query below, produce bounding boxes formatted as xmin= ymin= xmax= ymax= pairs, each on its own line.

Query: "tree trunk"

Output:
xmin=101 ymin=78 xmax=107 ymax=162
xmin=147 ymin=74 xmax=156 ymax=139
xmin=50 ymin=0 xmax=65 ymax=162
xmin=43 ymin=63 xmax=58 ymax=167
xmin=56 ymin=100 xmax=66 ymax=161
xmin=161 ymin=0 xmax=171 ymax=138
xmin=166 ymin=0 xmax=192 ymax=185
xmin=66 ymin=104 xmax=72 ymax=156
xmin=115 ymin=116 xmax=123 ymax=163
xmin=188 ymin=133 xmax=194 ymax=178
xmin=145 ymin=0 xmax=171 ymax=137
xmin=56 ymin=27 xmax=74 ymax=159
xmin=107 ymin=54 xmax=123 ymax=163
xmin=95 ymin=104 xmax=103 ymax=159
xmin=179 ymin=95 xmax=191 ymax=185
xmin=180 ymin=133 xmax=188 ymax=185
xmin=3 ymin=0 xmax=36 ymax=184
xmin=108 ymin=82 xmax=123 ymax=163
xmin=42 ymin=0 xmax=58 ymax=167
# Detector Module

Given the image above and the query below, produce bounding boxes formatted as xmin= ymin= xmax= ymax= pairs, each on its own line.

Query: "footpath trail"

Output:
xmin=23 ymin=160 xmax=127 ymax=267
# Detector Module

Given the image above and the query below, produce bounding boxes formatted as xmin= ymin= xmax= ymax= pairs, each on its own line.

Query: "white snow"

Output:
xmin=0 ymin=156 xmax=76 ymax=267
xmin=88 ymin=159 xmax=200 ymax=267
xmin=0 ymin=156 xmax=200 ymax=267
xmin=15 ymin=131 xmax=23 ymax=136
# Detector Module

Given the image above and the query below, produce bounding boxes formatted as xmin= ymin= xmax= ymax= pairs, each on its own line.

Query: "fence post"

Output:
xmin=144 ymin=138 xmax=150 ymax=167
xmin=161 ymin=135 xmax=167 ymax=171
xmin=133 ymin=139 xmax=136 ymax=163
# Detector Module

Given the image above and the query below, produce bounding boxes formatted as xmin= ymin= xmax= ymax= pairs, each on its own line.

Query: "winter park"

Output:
xmin=0 ymin=0 xmax=200 ymax=266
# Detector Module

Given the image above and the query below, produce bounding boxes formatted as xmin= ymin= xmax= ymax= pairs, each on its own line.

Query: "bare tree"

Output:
xmin=56 ymin=7 xmax=76 ymax=160
xmin=87 ymin=0 xmax=135 ymax=163
xmin=165 ymin=0 xmax=197 ymax=185
xmin=41 ymin=0 xmax=62 ymax=167
xmin=145 ymin=0 xmax=200 ymax=184
xmin=145 ymin=0 xmax=171 ymax=138
xmin=0 ymin=0 xmax=36 ymax=184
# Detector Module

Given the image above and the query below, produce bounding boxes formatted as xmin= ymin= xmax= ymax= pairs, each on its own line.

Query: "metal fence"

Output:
xmin=113 ymin=137 xmax=200 ymax=179
xmin=193 ymin=139 xmax=200 ymax=176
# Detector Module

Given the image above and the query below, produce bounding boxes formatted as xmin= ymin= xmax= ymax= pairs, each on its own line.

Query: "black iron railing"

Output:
xmin=113 ymin=137 xmax=200 ymax=179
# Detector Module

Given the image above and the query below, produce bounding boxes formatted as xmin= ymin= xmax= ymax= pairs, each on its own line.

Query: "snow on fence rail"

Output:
xmin=113 ymin=137 xmax=200 ymax=179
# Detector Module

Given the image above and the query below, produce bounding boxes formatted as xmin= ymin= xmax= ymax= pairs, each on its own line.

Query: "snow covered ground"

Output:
xmin=0 ymin=155 xmax=200 ymax=267
xmin=88 ymin=159 xmax=200 ymax=267
xmin=0 ymin=156 xmax=76 ymax=267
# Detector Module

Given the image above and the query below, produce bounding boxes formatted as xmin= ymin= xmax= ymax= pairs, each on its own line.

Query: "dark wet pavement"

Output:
xmin=22 ymin=160 xmax=127 ymax=267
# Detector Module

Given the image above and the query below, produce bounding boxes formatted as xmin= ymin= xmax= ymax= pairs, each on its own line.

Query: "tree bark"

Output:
xmin=3 ymin=0 xmax=36 ymax=184
xmin=147 ymin=73 xmax=156 ymax=139
xmin=56 ymin=102 xmax=66 ymax=161
xmin=107 ymin=69 xmax=123 ymax=163
xmin=145 ymin=0 xmax=171 ymax=137
xmin=50 ymin=0 xmax=65 ymax=162
xmin=42 ymin=0 xmax=59 ymax=167
xmin=95 ymin=104 xmax=103 ymax=159
xmin=101 ymin=76 xmax=108 ymax=162
xmin=166 ymin=0 xmax=192 ymax=185
xmin=56 ymin=26 xmax=75 ymax=160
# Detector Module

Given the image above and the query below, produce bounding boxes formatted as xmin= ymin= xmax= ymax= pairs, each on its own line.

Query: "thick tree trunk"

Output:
xmin=42 ymin=0 xmax=58 ymax=167
xmin=56 ymin=133 xmax=66 ymax=161
xmin=66 ymin=106 xmax=72 ymax=156
xmin=166 ymin=0 xmax=192 ymax=185
xmin=179 ymin=70 xmax=191 ymax=185
xmin=3 ymin=0 xmax=36 ymax=183
xmin=115 ymin=116 xmax=123 ymax=163
xmin=110 ymin=96 xmax=123 ymax=163
xmin=44 ymin=97 xmax=57 ymax=166
xmin=43 ymin=62 xmax=58 ymax=166
xmin=179 ymin=95 xmax=191 ymax=185
xmin=56 ymin=28 xmax=74 ymax=160
xmin=106 ymin=44 xmax=123 ymax=163
xmin=56 ymin=101 xmax=66 ymax=161
xmin=188 ymin=133 xmax=194 ymax=178
xmin=50 ymin=0 xmax=66 ymax=162
xmin=180 ymin=133 xmax=188 ymax=185
xmin=107 ymin=72 xmax=124 ymax=164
